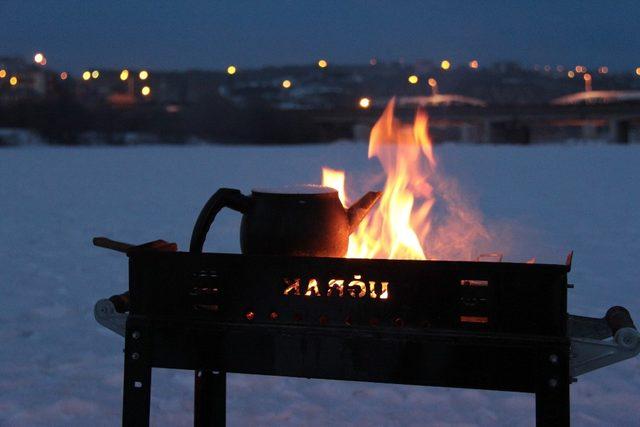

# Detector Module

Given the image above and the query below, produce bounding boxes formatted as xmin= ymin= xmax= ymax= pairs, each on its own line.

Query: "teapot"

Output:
xmin=190 ymin=185 xmax=381 ymax=257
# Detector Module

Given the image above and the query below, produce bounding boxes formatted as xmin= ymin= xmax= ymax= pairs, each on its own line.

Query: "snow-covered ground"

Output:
xmin=1 ymin=141 xmax=639 ymax=426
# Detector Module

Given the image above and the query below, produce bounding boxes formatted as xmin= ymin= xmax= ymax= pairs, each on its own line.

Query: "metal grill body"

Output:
xmin=121 ymin=251 xmax=571 ymax=426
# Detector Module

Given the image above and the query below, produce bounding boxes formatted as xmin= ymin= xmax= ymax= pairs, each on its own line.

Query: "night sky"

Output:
xmin=2 ymin=0 xmax=639 ymax=73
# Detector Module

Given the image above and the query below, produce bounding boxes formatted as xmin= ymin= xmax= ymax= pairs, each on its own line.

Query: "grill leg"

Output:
xmin=535 ymin=384 xmax=570 ymax=426
xmin=122 ymin=317 xmax=153 ymax=427
xmin=194 ymin=370 xmax=226 ymax=426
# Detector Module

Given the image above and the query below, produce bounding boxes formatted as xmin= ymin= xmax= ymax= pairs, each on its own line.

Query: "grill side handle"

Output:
xmin=606 ymin=306 xmax=636 ymax=335
xmin=569 ymin=306 xmax=640 ymax=377
xmin=93 ymin=237 xmax=177 ymax=336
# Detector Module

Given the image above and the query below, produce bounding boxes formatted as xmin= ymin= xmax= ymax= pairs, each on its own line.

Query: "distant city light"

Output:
xmin=141 ymin=86 xmax=151 ymax=96
xmin=91 ymin=70 xmax=100 ymax=79
xmin=281 ymin=79 xmax=292 ymax=89
xmin=440 ymin=60 xmax=451 ymax=70
xmin=544 ymin=65 xmax=551 ymax=72
xmin=139 ymin=70 xmax=149 ymax=80
xmin=583 ymin=73 xmax=592 ymax=92
xmin=369 ymin=58 xmax=377 ymax=66
xmin=575 ymin=65 xmax=586 ymax=73
xmin=408 ymin=74 xmax=419 ymax=84
xmin=428 ymin=77 xmax=439 ymax=95
xmin=636 ymin=67 xmax=640 ymax=76
xmin=226 ymin=65 xmax=236 ymax=75
xmin=358 ymin=97 xmax=371 ymax=109
xmin=469 ymin=59 xmax=479 ymax=69
xmin=567 ymin=70 xmax=575 ymax=78
xmin=120 ymin=69 xmax=129 ymax=81
xmin=317 ymin=59 xmax=328 ymax=69
xmin=598 ymin=66 xmax=609 ymax=74
xmin=556 ymin=65 xmax=565 ymax=72
xmin=0 ymin=69 xmax=6 ymax=78
xmin=34 ymin=52 xmax=46 ymax=65
xmin=82 ymin=71 xmax=91 ymax=81
xmin=9 ymin=76 xmax=18 ymax=86
xmin=60 ymin=72 xmax=68 ymax=80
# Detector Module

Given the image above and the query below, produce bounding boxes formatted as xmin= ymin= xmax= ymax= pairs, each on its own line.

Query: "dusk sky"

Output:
xmin=2 ymin=0 xmax=639 ymax=73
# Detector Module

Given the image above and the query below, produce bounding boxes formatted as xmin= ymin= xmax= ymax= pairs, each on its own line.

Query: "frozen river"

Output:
xmin=1 ymin=141 xmax=639 ymax=426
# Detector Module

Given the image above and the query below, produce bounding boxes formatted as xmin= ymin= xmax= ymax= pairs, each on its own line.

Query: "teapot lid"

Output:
xmin=252 ymin=185 xmax=337 ymax=195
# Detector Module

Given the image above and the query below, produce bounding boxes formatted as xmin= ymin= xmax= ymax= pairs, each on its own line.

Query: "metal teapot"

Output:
xmin=190 ymin=185 xmax=381 ymax=257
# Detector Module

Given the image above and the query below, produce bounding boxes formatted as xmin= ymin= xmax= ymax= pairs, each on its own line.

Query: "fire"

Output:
xmin=322 ymin=98 xmax=489 ymax=260
xmin=322 ymin=167 xmax=347 ymax=206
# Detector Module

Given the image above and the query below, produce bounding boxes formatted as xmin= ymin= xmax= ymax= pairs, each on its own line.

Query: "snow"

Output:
xmin=1 ymin=141 xmax=639 ymax=426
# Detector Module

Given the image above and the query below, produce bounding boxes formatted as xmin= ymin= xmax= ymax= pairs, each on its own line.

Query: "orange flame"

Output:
xmin=322 ymin=98 xmax=490 ymax=260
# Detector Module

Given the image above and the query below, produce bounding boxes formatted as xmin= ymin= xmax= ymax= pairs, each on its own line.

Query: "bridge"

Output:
xmin=317 ymin=93 xmax=640 ymax=143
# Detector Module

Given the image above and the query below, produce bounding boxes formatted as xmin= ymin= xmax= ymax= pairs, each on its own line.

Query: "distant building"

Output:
xmin=0 ymin=56 xmax=47 ymax=102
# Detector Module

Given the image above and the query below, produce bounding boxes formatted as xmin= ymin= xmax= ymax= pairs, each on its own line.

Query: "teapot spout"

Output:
xmin=347 ymin=191 xmax=382 ymax=232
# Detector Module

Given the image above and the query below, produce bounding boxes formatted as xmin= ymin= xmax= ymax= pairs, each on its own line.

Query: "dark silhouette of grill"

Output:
xmin=94 ymin=237 xmax=638 ymax=427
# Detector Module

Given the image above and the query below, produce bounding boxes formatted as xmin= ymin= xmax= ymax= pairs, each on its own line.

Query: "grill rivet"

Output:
xmin=131 ymin=352 xmax=140 ymax=360
xmin=132 ymin=331 xmax=140 ymax=339
xmin=549 ymin=354 xmax=559 ymax=364
xmin=548 ymin=378 xmax=558 ymax=388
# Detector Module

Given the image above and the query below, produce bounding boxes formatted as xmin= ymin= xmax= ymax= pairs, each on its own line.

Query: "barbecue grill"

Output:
xmin=94 ymin=236 xmax=640 ymax=427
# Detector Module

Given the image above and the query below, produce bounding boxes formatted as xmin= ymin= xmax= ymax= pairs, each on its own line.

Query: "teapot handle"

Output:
xmin=189 ymin=188 xmax=250 ymax=253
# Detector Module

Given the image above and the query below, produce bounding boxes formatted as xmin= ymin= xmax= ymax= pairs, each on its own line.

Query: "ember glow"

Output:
xmin=322 ymin=98 xmax=490 ymax=261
